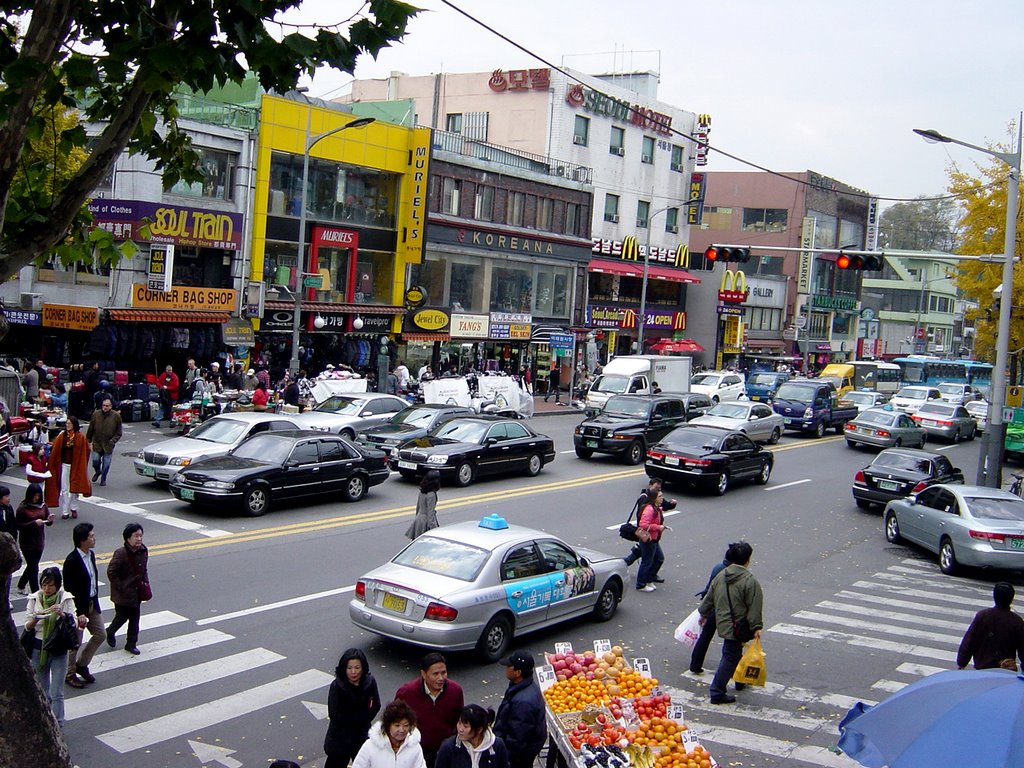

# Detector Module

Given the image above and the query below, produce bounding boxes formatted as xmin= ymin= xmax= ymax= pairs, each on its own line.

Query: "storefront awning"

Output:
xmin=647 ymin=338 xmax=705 ymax=353
xmin=107 ymin=309 xmax=231 ymax=324
xmin=403 ymin=332 xmax=450 ymax=342
xmin=264 ymin=300 xmax=406 ymax=315
xmin=587 ymin=259 xmax=644 ymax=278
xmin=645 ymin=265 xmax=701 ymax=284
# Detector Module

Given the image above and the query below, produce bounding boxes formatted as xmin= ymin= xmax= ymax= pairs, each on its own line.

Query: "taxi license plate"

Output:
xmin=877 ymin=479 xmax=899 ymax=491
xmin=922 ymin=419 xmax=936 ymax=427
xmin=585 ymin=439 xmax=599 ymax=448
xmin=1010 ymin=538 xmax=1024 ymax=550
xmin=397 ymin=460 xmax=417 ymax=470
xmin=665 ymin=456 xmax=680 ymax=466
xmin=142 ymin=466 xmax=156 ymax=477
xmin=179 ymin=488 xmax=195 ymax=500
xmin=381 ymin=592 xmax=408 ymax=612
xmin=785 ymin=417 xmax=795 ymax=425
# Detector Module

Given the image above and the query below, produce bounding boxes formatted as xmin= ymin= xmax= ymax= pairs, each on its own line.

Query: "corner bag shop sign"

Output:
xmin=87 ymin=199 xmax=243 ymax=251
xmin=131 ymin=283 xmax=239 ymax=312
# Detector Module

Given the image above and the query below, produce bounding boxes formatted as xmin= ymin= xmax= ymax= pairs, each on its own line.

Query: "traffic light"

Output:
xmin=704 ymin=245 xmax=751 ymax=263
xmin=836 ymin=253 xmax=882 ymax=270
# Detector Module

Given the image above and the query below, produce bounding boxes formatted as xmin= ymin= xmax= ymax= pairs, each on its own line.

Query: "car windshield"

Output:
xmin=691 ymin=374 xmax=723 ymax=387
xmin=392 ymin=537 xmax=490 ymax=581
xmin=966 ymin=402 xmax=988 ymax=415
xmin=843 ymin=392 xmax=875 ymax=405
xmin=897 ymin=388 xmax=929 ymax=400
xmin=315 ymin=396 xmax=365 ymax=415
xmin=748 ymin=373 xmax=778 ymax=386
xmin=663 ymin=429 xmax=719 ymax=451
xmin=392 ymin=408 xmax=439 ymax=427
xmin=918 ymin=403 xmax=956 ymax=416
xmin=706 ymin=403 xmax=749 ymax=419
xmin=819 ymin=376 xmax=843 ymax=389
xmin=775 ymin=383 xmax=818 ymax=401
xmin=965 ymin=496 xmax=1024 ymax=522
xmin=858 ymin=411 xmax=896 ymax=427
xmin=591 ymin=374 xmax=630 ymax=394
xmin=872 ymin=452 xmax=930 ymax=473
xmin=433 ymin=420 xmax=489 ymax=443
xmin=231 ymin=434 xmax=292 ymax=463
xmin=938 ymin=384 xmax=963 ymax=396
xmin=187 ymin=418 xmax=248 ymax=444
xmin=604 ymin=397 xmax=650 ymax=417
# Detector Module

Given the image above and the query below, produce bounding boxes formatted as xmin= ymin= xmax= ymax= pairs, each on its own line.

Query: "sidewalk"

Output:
xmin=531 ymin=394 xmax=584 ymax=417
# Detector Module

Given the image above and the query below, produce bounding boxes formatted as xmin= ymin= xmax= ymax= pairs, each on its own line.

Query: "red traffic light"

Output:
xmin=704 ymin=246 xmax=720 ymax=262
xmin=837 ymin=253 xmax=863 ymax=270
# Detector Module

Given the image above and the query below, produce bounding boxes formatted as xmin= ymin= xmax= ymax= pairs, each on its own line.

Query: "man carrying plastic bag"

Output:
xmin=732 ymin=638 xmax=767 ymax=687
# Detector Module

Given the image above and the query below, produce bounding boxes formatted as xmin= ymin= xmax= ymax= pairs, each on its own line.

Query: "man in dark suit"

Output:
xmin=62 ymin=522 xmax=107 ymax=688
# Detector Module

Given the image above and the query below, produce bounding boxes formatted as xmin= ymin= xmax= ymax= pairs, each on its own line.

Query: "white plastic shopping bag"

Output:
xmin=673 ymin=608 xmax=702 ymax=647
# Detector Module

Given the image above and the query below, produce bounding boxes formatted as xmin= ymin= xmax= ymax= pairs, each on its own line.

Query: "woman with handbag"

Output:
xmin=105 ymin=523 xmax=149 ymax=655
xmin=24 ymin=566 xmax=76 ymax=727
xmin=15 ymin=483 xmax=54 ymax=594
xmin=636 ymin=489 xmax=669 ymax=593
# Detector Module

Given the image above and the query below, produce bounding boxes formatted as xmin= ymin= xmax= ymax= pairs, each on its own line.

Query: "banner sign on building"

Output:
xmin=489 ymin=311 xmax=531 ymax=339
xmin=3 ymin=308 xmax=41 ymax=326
xmin=450 ymin=313 xmax=490 ymax=339
xmin=565 ymin=84 xmax=674 ymax=136
xmin=865 ymin=198 xmax=879 ymax=251
xmin=488 ymin=68 xmax=550 ymax=91
xmin=131 ymin=283 xmax=239 ymax=312
xmin=687 ymin=172 xmax=707 ymax=225
xmin=42 ymin=304 xmax=99 ymax=331
xmin=620 ymin=308 xmax=686 ymax=331
xmin=593 ymin=238 xmax=692 ymax=270
xmin=797 ymin=217 xmax=816 ymax=294
xmin=405 ymin=307 xmax=450 ymax=333
xmin=398 ymin=127 xmax=432 ymax=264
xmin=718 ymin=269 xmax=749 ymax=304
xmin=147 ymin=244 xmax=174 ymax=292
xmin=87 ymin=199 xmax=243 ymax=250
xmin=694 ymin=114 xmax=711 ymax=166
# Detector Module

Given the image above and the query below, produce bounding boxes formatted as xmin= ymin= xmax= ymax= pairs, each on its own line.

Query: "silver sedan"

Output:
xmin=349 ymin=516 xmax=628 ymax=662
xmin=910 ymin=402 xmax=977 ymax=442
xmin=844 ymin=408 xmax=926 ymax=450
xmin=884 ymin=485 xmax=1024 ymax=575
xmin=689 ymin=401 xmax=785 ymax=444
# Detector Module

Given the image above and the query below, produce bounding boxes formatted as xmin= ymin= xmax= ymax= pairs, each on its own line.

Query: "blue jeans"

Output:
xmin=31 ymin=647 xmax=69 ymax=726
xmin=710 ymin=638 xmax=744 ymax=700
xmin=92 ymin=451 xmax=112 ymax=481
xmin=636 ymin=539 xmax=664 ymax=587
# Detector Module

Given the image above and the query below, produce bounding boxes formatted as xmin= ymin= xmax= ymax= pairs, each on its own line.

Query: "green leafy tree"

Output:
xmin=877 ymin=197 xmax=961 ymax=252
xmin=0 ymin=0 xmax=419 ymax=284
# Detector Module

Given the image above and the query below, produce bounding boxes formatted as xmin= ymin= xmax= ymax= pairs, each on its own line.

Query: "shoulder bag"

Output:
xmin=128 ymin=550 xmax=152 ymax=602
xmin=618 ymin=500 xmax=641 ymax=541
xmin=725 ymin=581 xmax=756 ymax=643
xmin=42 ymin=613 xmax=82 ymax=655
xmin=20 ymin=627 xmax=36 ymax=656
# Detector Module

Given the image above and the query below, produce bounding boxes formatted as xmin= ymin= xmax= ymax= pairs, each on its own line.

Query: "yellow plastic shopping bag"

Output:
xmin=732 ymin=638 xmax=766 ymax=686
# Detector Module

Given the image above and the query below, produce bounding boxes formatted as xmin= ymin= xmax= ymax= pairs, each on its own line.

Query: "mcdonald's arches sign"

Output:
xmin=718 ymin=269 xmax=748 ymax=303
xmin=599 ymin=305 xmax=686 ymax=331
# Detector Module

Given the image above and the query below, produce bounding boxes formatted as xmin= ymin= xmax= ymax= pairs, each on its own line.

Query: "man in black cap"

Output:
xmin=493 ymin=650 xmax=547 ymax=768
xmin=957 ymin=582 xmax=1024 ymax=670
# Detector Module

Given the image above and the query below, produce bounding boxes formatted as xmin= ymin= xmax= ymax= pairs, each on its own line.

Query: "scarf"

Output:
xmin=36 ymin=588 xmax=60 ymax=672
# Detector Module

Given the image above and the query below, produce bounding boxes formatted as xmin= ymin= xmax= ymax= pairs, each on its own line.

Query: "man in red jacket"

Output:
xmin=394 ymin=652 xmax=464 ymax=768
xmin=154 ymin=365 xmax=180 ymax=428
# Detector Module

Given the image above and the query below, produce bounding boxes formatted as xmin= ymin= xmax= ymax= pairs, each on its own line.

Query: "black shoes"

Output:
xmin=688 ymin=666 xmax=704 ymax=674
xmin=652 ymin=577 xmax=666 ymax=583
xmin=76 ymin=665 xmax=96 ymax=684
xmin=106 ymin=628 xmax=116 ymax=648
xmin=125 ymin=646 xmax=140 ymax=655
xmin=710 ymin=695 xmax=736 ymax=705
xmin=734 ymin=683 xmax=747 ymax=691
xmin=91 ymin=471 xmax=100 ymax=482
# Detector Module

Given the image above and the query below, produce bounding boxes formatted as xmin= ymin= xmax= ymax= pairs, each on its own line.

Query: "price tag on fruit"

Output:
xmin=681 ymin=730 xmax=701 ymax=751
xmin=555 ymin=642 xmax=574 ymax=655
xmin=536 ymin=665 xmax=557 ymax=690
xmin=633 ymin=657 xmax=652 ymax=678
xmin=593 ymin=639 xmax=612 ymax=654
xmin=667 ymin=702 xmax=685 ymax=721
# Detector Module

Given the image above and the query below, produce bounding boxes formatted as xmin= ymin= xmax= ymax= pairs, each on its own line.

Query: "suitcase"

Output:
xmin=134 ymin=383 xmax=149 ymax=400
xmin=119 ymin=401 xmax=135 ymax=423
xmin=132 ymin=401 xmax=144 ymax=422
xmin=114 ymin=370 xmax=128 ymax=386
xmin=149 ymin=402 xmax=161 ymax=420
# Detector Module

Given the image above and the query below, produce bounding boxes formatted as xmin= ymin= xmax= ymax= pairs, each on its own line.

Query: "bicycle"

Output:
xmin=1010 ymin=473 xmax=1024 ymax=498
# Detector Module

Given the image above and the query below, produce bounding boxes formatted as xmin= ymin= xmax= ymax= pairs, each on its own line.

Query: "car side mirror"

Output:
xmin=485 ymin=436 xmax=499 ymax=446
xmin=579 ymin=556 xmax=590 ymax=568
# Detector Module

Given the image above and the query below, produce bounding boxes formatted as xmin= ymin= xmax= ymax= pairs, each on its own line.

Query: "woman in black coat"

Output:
xmin=324 ymin=648 xmax=381 ymax=768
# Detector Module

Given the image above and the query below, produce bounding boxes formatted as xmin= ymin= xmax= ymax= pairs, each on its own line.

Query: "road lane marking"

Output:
xmin=13 ymin=600 xmax=185 ymax=630
xmin=673 ymin=722 xmax=853 ymax=768
xmin=885 ymin=564 xmax=997 ymax=590
xmin=88 ymin=629 xmax=234 ymax=674
xmin=835 ymin=590 xmax=977 ymax=619
xmin=768 ymin=622 xmax=957 ymax=662
xmin=792 ymin=610 xmax=963 ymax=645
xmin=66 ymin=648 xmax=284 ymax=720
xmin=679 ymin=674 xmax=874 ymax=710
xmin=100 ymin=499 xmax=233 ymax=537
xmin=130 ymin=498 xmax=182 ymax=505
xmin=815 ymin=600 xmax=967 ymax=631
xmin=859 ymin=575 xmax=992 ymax=604
xmin=97 ymin=669 xmax=333 ymax=753
xmin=765 ymin=478 xmax=812 ymax=491
xmin=871 ymin=679 xmax=907 ymax=693
xmin=897 ymin=662 xmax=946 ymax=677
xmin=661 ymin=685 xmax=834 ymax=732
xmin=196 ymin=585 xmax=355 ymax=625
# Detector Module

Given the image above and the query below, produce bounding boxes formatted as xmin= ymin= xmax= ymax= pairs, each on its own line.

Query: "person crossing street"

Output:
xmin=87 ymin=396 xmax=122 ymax=487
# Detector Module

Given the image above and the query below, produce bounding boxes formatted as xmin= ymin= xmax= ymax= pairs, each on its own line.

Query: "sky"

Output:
xmin=293 ymin=0 xmax=1023 ymax=204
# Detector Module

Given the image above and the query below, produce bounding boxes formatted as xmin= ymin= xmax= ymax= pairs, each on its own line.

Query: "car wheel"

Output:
xmin=575 ymin=447 xmax=594 ymax=459
xmin=855 ymin=499 xmax=872 ymax=510
xmin=814 ymin=421 xmax=825 ymax=439
xmin=885 ymin=511 xmax=902 ymax=543
xmin=939 ymin=538 xmax=958 ymax=575
xmin=455 ymin=461 xmax=476 ymax=487
xmin=525 ymin=453 xmax=544 ymax=477
xmin=711 ymin=396 xmax=719 ymax=404
xmin=968 ymin=426 xmax=977 ymax=441
xmin=755 ymin=460 xmax=772 ymax=485
xmin=476 ymin=614 xmax=513 ymax=663
xmin=893 ymin=438 xmax=902 ymax=448
xmin=768 ymin=427 xmax=781 ymax=445
xmin=624 ymin=440 xmax=645 ymax=465
xmin=242 ymin=484 xmax=270 ymax=517
xmin=952 ymin=429 xmax=961 ymax=444
xmin=342 ymin=474 xmax=367 ymax=502
xmin=593 ymin=580 xmax=621 ymax=621
xmin=714 ymin=471 xmax=730 ymax=496
xmin=341 ymin=429 xmax=355 ymax=441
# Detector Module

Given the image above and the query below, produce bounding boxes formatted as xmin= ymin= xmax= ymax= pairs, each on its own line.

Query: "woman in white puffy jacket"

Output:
xmin=352 ymin=700 xmax=427 ymax=768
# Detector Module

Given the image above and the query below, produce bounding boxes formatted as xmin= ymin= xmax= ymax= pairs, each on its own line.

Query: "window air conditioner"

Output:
xmin=641 ymin=154 xmax=653 ymax=163
xmin=607 ymin=214 xmax=619 ymax=223
xmin=612 ymin=147 xmax=625 ymax=156
xmin=573 ymin=135 xmax=586 ymax=146
xmin=20 ymin=293 xmax=42 ymax=311
xmin=667 ymin=225 xmax=679 ymax=234
xmin=670 ymin=162 xmax=683 ymax=172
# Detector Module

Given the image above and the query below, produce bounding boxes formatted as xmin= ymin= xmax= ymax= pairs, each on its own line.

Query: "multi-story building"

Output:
xmin=687 ymin=171 xmax=873 ymax=371
xmin=343 ymin=68 xmax=709 ymax=361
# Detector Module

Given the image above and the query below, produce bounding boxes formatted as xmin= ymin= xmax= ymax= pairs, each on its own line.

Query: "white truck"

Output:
xmin=584 ymin=355 xmax=692 ymax=412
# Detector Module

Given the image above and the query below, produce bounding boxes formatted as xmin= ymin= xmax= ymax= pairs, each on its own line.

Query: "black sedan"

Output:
xmin=355 ymin=404 xmax=475 ymax=455
xmin=646 ymin=425 xmax=773 ymax=495
xmin=169 ymin=430 xmax=389 ymax=516
xmin=851 ymin=447 xmax=964 ymax=510
xmin=392 ymin=416 xmax=556 ymax=487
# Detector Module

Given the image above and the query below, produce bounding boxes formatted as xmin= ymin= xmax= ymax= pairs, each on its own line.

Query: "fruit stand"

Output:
xmin=539 ymin=640 xmax=719 ymax=768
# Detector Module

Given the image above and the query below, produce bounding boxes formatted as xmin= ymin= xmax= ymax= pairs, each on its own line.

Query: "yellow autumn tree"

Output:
xmin=949 ymin=127 xmax=1024 ymax=364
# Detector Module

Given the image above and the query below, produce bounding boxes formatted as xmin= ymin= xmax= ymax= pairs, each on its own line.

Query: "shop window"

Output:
xmin=636 ymin=200 xmax=650 ymax=229
xmin=701 ymin=206 xmax=733 ymax=230
xmin=474 ymin=185 xmax=494 ymax=221
xmin=264 ymin=240 xmax=301 ymax=291
xmin=445 ymin=113 xmax=463 ymax=134
xmin=450 ymin=260 xmax=484 ymax=312
xmin=565 ymin=202 xmax=582 ymax=236
xmin=665 ymin=207 xmax=679 ymax=234
xmin=588 ymin=272 xmax=616 ymax=303
xmin=442 ymin=178 xmax=461 ymax=215
xmin=670 ymin=144 xmax=685 ymax=172
xmin=534 ymin=265 xmax=570 ymax=317
xmin=312 ymin=245 xmax=352 ymax=301
xmin=167 ymin=147 xmax=236 ymax=201
xmin=610 ymin=126 xmax=625 ymax=156
xmin=741 ymin=208 xmax=788 ymax=233
xmin=354 ymin=250 xmax=396 ymax=305
xmin=507 ymin=191 xmax=525 ymax=227
xmin=490 ymin=264 xmax=533 ymax=314
xmin=809 ymin=210 xmax=836 ymax=249
xmin=537 ymin=198 xmax=553 ymax=231
xmin=573 ymin=115 xmax=589 ymax=146
xmin=604 ymin=194 xmax=619 ymax=223
xmin=641 ymin=136 xmax=655 ymax=165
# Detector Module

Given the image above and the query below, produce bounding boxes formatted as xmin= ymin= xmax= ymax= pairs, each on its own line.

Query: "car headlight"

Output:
xmin=574 ymin=426 xmax=582 ymax=435
xmin=168 ymin=457 xmax=192 ymax=466
xmin=384 ymin=438 xmax=402 ymax=446
xmin=170 ymin=472 xmax=182 ymax=484
xmin=426 ymin=454 xmax=449 ymax=465
xmin=390 ymin=448 xmax=399 ymax=458
xmin=203 ymin=480 xmax=235 ymax=490
xmin=604 ymin=428 xmax=616 ymax=438
xmin=803 ymin=408 xmax=813 ymax=418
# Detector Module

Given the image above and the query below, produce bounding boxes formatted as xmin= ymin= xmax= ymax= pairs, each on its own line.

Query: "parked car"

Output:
xmin=295 ymin=393 xmax=408 ymax=438
xmin=393 ymin=416 xmax=555 ymax=487
xmin=646 ymin=425 xmax=773 ymax=495
xmin=169 ymin=430 xmax=389 ymax=515
xmin=890 ymin=386 xmax=943 ymax=414
xmin=356 ymin=404 xmax=475 ymax=454
xmin=689 ymin=401 xmax=785 ymax=444
xmin=937 ymin=382 xmax=985 ymax=405
xmin=689 ymin=371 xmax=746 ymax=403
xmin=965 ymin=400 xmax=990 ymax=434
xmin=852 ymin=447 xmax=963 ymax=510
xmin=910 ymin=402 xmax=978 ymax=442
xmin=883 ymin=484 xmax=1024 ymax=575
xmin=572 ymin=393 xmax=704 ymax=464
xmin=844 ymin=408 xmax=926 ymax=450
xmin=840 ymin=390 xmax=890 ymax=414
xmin=744 ymin=371 xmax=790 ymax=402
xmin=772 ymin=379 xmax=858 ymax=438
xmin=349 ymin=515 xmax=628 ymax=661
xmin=133 ymin=412 xmax=302 ymax=482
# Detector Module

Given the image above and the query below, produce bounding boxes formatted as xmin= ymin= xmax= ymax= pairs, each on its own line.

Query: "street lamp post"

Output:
xmin=289 ymin=112 xmax=375 ymax=377
xmin=638 ymin=200 xmax=701 ymax=349
xmin=914 ymin=124 xmax=1021 ymax=487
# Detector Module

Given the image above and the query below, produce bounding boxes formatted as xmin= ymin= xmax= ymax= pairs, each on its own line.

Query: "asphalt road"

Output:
xmin=7 ymin=413 xmax=1012 ymax=768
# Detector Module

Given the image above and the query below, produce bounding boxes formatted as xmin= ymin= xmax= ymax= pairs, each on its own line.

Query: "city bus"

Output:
xmin=851 ymin=360 xmax=903 ymax=395
xmin=892 ymin=356 xmax=993 ymax=394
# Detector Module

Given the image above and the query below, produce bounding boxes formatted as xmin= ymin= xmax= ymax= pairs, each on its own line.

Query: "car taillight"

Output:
xmin=425 ymin=602 xmax=458 ymax=621
xmin=648 ymin=450 xmax=665 ymax=460
xmin=911 ymin=481 xmax=928 ymax=494
xmin=874 ymin=430 xmax=890 ymax=438
xmin=684 ymin=458 xmax=712 ymax=467
xmin=935 ymin=419 xmax=952 ymax=426
xmin=854 ymin=470 xmax=866 ymax=485
xmin=969 ymin=530 xmax=1006 ymax=543
xmin=355 ymin=581 xmax=366 ymax=601
xmin=911 ymin=414 xmax=921 ymax=421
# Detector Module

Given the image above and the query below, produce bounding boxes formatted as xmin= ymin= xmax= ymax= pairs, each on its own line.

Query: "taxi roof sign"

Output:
xmin=479 ymin=514 xmax=509 ymax=530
